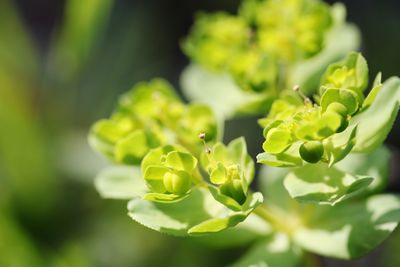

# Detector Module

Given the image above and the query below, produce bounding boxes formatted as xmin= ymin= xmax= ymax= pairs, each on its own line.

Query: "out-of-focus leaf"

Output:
xmin=48 ymin=0 xmax=114 ymax=80
xmin=0 ymin=0 xmax=39 ymax=80
xmin=230 ymin=234 xmax=302 ymax=267
xmin=352 ymin=77 xmax=400 ymax=153
xmin=284 ymin=163 xmax=372 ymax=205
xmin=335 ymin=146 xmax=391 ymax=194
xmin=293 ymin=194 xmax=400 ymax=259
xmin=94 ymin=166 xmax=147 ymax=199
xmin=180 ymin=64 xmax=263 ymax=119
xmin=0 ymin=214 xmax=44 ymax=267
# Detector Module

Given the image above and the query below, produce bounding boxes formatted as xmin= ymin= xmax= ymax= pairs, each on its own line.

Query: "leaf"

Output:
xmin=127 ymin=188 xmax=262 ymax=236
xmin=143 ymin=192 xmax=189 ymax=203
xmin=208 ymin=185 xmax=242 ymax=211
xmin=188 ymin=192 xmax=263 ymax=235
xmin=324 ymin=124 xmax=357 ymax=166
xmin=114 ymin=130 xmax=149 ymax=164
xmin=284 ymin=163 xmax=373 ymax=205
xmin=335 ymin=146 xmax=391 ymax=194
xmin=192 ymin=213 xmax=272 ymax=248
xmin=180 ymin=64 xmax=264 ymax=119
xmin=257 ymin=143 xmax=303 ymax=168
xmin=94 ymin=166 xmax=147 ymax=199
xmin=230 ymin=234 xmax=302 ymax=267
xmin=293 ymin=194 xmax=400 ymax=259
xmin=351 ymin=77 xmax=400 ymax=153
xmin=164 ymin=151 xmax=197 ymax=172
xmin=288 ymin=9 xmax=360 ymax=95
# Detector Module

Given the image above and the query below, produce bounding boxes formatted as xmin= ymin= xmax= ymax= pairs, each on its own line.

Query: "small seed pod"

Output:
xmin=220 ymin=179 xmax=246 ymax=205
xmin=299 ymin=141 xmax=324 ymax=163
xmin=163 ymin=171 xmax=192 ymax=195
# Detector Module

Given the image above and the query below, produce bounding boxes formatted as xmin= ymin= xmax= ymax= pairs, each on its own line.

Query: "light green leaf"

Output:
xmin=94 ymin=166 xmax=147 ymax=199
xmin=208 ymin=185 xmax=242 ymax=211
xmin=230 ymin=234 xmax=302 ymax=267
xmin=323 ymin=124 xmax=357 ymax=166
xmin=284 ymin=163 xmax=373 ymax=205
xmin=188 ymin=192 xmax=263 ymax=235
xmin=320 ymin=88 xmax=358 ymax=114
xmin=192 ymin=213 xmax=271 ymax=248
xmin=164 ymin=151 xmax=197 ymax=172
xmin=362 ymin=72 xmax=382 ymax=109
xmin=180 ymin=64 xmax=264 ymax=119
xmin=143 ymin=192 xmax=189 ymax=203
xmin=293 ymin=194 xmax=400 ymax=259
xmin=257 ymin=143 xmax=303 ymax=168
xmin=210 ymin=163 xmax=228 ymax=185
xmin=114 ymin=130 xmax=149 ymax=164
xmin=335 ymin=146 xmax=391 ymax=194
xmin=352 ymin=77 xmax=400 ymax=153
xmin=127 ymin=188 xmax=262 ymax=236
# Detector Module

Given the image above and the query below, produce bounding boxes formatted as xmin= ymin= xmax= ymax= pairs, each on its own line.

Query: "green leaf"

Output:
xmin=127 ymin=188 xmax=262 ymax=236
xmin=114 ymin=130 xmax=149 ymax=164
xmin=230 ymin=234 xmax=302 ymax=267
xmin=94 ymin=166 xmax=147 ymax=199
xmin=335 ymin=146 xmax=391 ymax=194
xmin=164 ymin=151 xmax=197 ymax=172
xmin=210 ymin=163 xmax=227 ymax=185
xmin=320 ymin=88 xmax=358 ymax=115
xmin=180 ymin=64 xmax=264 ymax=119
xmin=208 ymin=185 xmax=242 ymax=211
xmin=263 ymin=128 xmax=291 ymax=154
xmin=293 ymin=194 xmax=400 ymax=259
xmin=192 ymin=213 xmax=272 ymax=248
xmin=188 ymin=192 xmax=263 ymax=235
xmin=351 ymin=77 xmax=400 ymax=153
xmin=143 ymin=192 xmax=189 ymax=203
xmin=257 ymin=143 xmax=303 ymax=168
xmin=142 ymin=165 xmax=169 ymax=193
xmin=284 ymin=163 xmax=373 ymax=205
xmin=323 ymin=124 xmax=357 ymax=166
xmin=362 ymin=72 xmax=382 ymax=109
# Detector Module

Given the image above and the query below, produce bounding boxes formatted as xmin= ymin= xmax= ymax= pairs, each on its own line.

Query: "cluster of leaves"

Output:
xmin=90 ymin=0 xmax=400 ymax=266
xmin=181 ymin=0 xmax=360 ymax=117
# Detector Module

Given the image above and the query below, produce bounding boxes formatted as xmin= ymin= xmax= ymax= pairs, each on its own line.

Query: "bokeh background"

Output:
xmin=1 ymin=0 xmax=400 ymax=266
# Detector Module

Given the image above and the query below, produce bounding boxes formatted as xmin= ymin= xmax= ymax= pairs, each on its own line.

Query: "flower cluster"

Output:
xmin=183 ymin=0 xmax=333 ymax=94
xmin=257 ymin=52 xmax=380 ymax=165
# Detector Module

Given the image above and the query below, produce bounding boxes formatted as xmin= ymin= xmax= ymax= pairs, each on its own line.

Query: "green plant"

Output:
xmin=89 ymin=0 xmax=400 ymax=266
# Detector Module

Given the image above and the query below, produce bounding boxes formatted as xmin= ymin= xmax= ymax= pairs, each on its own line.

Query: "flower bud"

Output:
xmin=163 ymin=171 xmax=192 ymax=195
xmin=299 ymin=141 xmax=324 ymax=163
xmin=220 ymin=179 xmax=246 ymax=205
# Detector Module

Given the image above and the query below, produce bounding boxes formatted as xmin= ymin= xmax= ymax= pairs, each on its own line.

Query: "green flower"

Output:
xmin=89 ymin=79 xmax=219 ymax=164
xmin=141 ymin=145 xmax=199 ymax=202
xmin=201 ymin=138 xmax=254 ymax=208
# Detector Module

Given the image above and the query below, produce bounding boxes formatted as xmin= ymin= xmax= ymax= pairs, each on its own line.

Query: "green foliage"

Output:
xmin=89 ymin=0 xmax=400 ymax=265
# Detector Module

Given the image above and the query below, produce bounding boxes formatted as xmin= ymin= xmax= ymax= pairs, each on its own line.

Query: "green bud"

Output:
xmin=299 ymin=141 xmax=324 ymax=163
xmin=220 ymin=179 xmax=246 ymax=205
xmin=163 ymin=171 xmax=192 ymax=195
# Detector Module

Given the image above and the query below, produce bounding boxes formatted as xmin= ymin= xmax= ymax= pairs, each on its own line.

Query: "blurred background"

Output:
xmin=0 ymin=0 xmax=400 ymax=266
